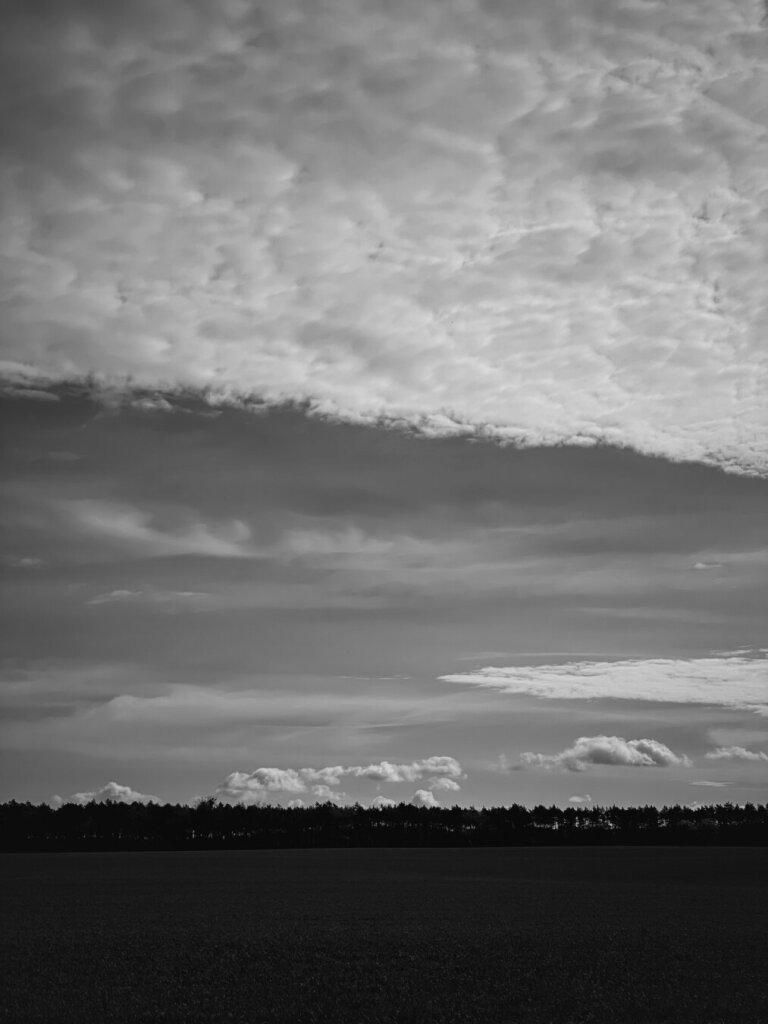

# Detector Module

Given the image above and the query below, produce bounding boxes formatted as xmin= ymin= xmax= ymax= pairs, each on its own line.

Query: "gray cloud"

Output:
xmin=517 ymin=735 xmax=691 ymax=772
xmin=1 ymin=0 xmax=766 ymax=473
xmin=568 ymin=794 xmax=593 ymax=804
xmin=705 ymin=746 xmax=768 ymax=762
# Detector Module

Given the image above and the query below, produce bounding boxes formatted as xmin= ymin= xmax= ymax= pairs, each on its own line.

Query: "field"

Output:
xmin=1 ymin=847 xmax=766 ymax=1023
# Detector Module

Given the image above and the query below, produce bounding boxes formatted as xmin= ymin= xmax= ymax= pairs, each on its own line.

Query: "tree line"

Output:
xmin=1 ymin=799 xmax=766 ymax=850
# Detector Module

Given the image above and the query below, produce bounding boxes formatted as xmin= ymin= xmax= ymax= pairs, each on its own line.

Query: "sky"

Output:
xmin=0 ymin=0 xmax=766 ymax=809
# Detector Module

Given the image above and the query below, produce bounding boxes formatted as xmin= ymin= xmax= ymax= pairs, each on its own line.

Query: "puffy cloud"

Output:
xmin=213 ymin=756 xmax=463 ymax=804
xmin=411 ymin=790 xmax=440 ymax=809
xmin=370 ymin=796 xmax=397 ymax=809
xmin=440 ymin=654 xmax=768 ymax=715
xmin=1 ymin=0 xmax=766 ymax=474
xmin=568 ymin=794 xmax=593 ymax=804
xmin=349 ymin=756 xmax=463 ymax=784
xmin=705 ymin=746 xmax=768 ymax=762
xmin=53 ymin=781 xmax=159 ymax=806
xmin=517 ymin=736 xmax=691 ymax=773
xmin=428 ymin=777 xmax=461 ymax=792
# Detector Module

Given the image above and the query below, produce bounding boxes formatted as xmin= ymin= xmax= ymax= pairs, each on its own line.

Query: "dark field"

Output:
xmin=2 ymin=848 xmax=766 ymax=1024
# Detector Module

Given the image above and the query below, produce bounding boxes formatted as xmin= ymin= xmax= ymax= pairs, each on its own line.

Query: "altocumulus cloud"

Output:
xmin=214 ymin=757 xmax=463 ymax=804
xmin=1 ymin=0 xmax=766 ymax=473
xmin=440 ymin=654 xmax=768 ymax=715
xmin=516 ymin=736 xmax=691 ymax=773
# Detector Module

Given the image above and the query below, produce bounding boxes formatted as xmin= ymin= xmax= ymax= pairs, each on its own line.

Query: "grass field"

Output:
xmin=1 ymin=847 xmax=766 ymax=1023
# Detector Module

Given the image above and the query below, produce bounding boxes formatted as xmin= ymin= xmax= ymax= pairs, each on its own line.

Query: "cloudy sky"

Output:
xmin=1 ymin=0 xmax=766 ymax=808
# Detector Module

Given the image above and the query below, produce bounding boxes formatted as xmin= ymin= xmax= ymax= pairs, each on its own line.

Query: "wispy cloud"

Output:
xmin=63 ymin=500 xmax=254 ymax=559
xmin=87 ymin=588 xmax=213 ymax=612
xmin=440 ymin=654 xmax=768 ymax=715
xmin=1 ymin=0 xmax=766 ymax=472
xmin=515 ymin=736 xmax=691 ymax=773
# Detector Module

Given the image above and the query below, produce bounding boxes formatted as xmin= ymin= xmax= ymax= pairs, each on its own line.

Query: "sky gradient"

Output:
xmin=0 ymin=0 xmax=766 ymax=807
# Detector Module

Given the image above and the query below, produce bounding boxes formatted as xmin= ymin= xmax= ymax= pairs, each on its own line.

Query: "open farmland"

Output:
xmin=2 ymin=847 xmax=766 ymax=1024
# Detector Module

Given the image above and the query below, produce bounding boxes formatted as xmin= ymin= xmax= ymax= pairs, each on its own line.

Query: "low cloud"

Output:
xmin=690 ymin=780 xmax=729 ymax=788
xmin=568 ymin=794 xmax=593 ymax=804
xmin=411 ymin=790 xmax=440 ymax=809
xmin=349 ymin=756 xmax=463 ymax=784
xmin=440 ymin=654 xmax=768 ymax=715
xmin=705 ymin=746 xmax=768 ymax=763
xmin=428 ymin=777 xmax=461 ymax=792
xmin=52 ymin=781 xmax=159 ymax=806
xmin=370 ymin=796 xmax=397 ymax=809
xmin=516 ymin=735 xmax=691 ymax=773
xmin=213 ymin=756 xmax=463 ymax=805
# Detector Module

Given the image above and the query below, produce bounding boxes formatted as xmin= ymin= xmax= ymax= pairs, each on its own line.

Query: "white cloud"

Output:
xmin=1 ymin=0 xmax=766 ymax=473
xmin=517 ymin=735 xmax=691 ymax=773
xmin=411 ymin=789 xmax=440 ymax=808
xmin=370 ymin=795 xmax=397 ymax=809
xmin=55 ymin=781 xmax=159 ymax=805
xmin=440 ymin=654 xmax=768 ymax=715
xmin=568 ymin=794 xmax=593 ymax=804
xmin=690 ymin=780 xmax=729 ymax=788
xmin=705 ymin=746 xmax=768 ymax=762
xmin=693 ymin=561 xmax=722 ymax=571
xmin=349 ymin=756 xmax=463 ymax=784
xmin=213 ymin=756 xmax=463 ymax=804
xmin=428 ymin=777 xmax=461 ymax=792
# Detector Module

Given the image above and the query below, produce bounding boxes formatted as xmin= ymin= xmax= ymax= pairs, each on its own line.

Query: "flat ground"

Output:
xmin=1 ymin=847 xmax=766 ymax=1023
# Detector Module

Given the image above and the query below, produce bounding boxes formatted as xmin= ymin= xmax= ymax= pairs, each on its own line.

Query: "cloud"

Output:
xmin=370 ymin=796 xmax=397 ymax=809
xmin=411 ymin=790 xmax=440 ymax=809
xmin=310 ymin=784 xmax=349 ymax=804
xmin=517 ymin=735 xmax=691 ymax=773
xmin=213 ymin=756 xmax=463 ymax=804
xmin=690 ymin=780 xmax=729 ymax=788
xmin=349 ymin=756 xmax=463 ymax=784
xmin=428 ymin=777 xmax=461 ymax=792
xmin=1 ymin=0 xmax=766 ymax=474
xmin=705 ymin=746 xmax=768 ymax=762
xmin=87 ymin=588 xmax=213 ymax=611
xmin=568 ymin=794 xmax=593 ymax=804
xmin=693 ymin=561 xmax=722 ymax=571
xmin=63 ymin=500 xmax=254 ymax=559
xmin=53 ymin=781 xmax=159 ymax=806
xmin=440 ymin=654 xmax=768 ymax=715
